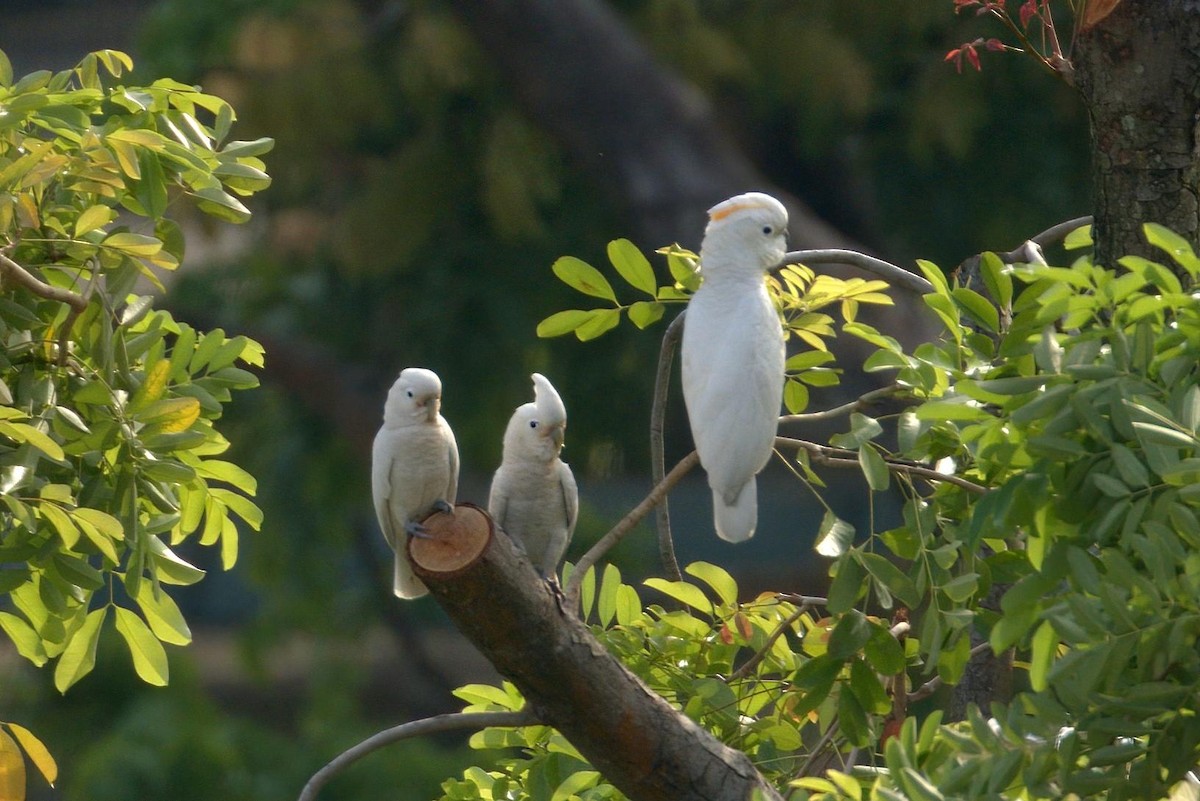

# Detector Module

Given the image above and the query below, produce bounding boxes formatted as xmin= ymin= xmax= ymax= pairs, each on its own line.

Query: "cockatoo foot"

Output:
xmin=404 ymin=520 xmax=433 ymax=539
xmin=432 ymin=499 xmax=454 ymax=514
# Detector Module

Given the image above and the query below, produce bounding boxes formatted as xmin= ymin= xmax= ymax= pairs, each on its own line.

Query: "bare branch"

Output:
xmin=778 ymin=384 xmax=906 ymax=425
xmin=565 ymin=450 xmax=700 ymax=610
xmin=907 ymin=641 xmax=992 ymax=703
xmin=298 ymin=709 xmax=537 ymax=801
xmin=0 ymin=251 xmax=88 ymax=312
xmin=776 ymin=249 xmax=934 ymax=296
xmin=651 ymin=312 xmax=685 ymax=582
xmin=774 ymin=436 xmax=990 ymax=495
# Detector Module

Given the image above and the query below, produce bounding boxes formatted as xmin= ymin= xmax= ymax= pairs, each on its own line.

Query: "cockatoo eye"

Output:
xmin=762 ymin=225 xmax=773 ymax=235
xmin=405 ymin=389 xmax=414 ymax=398
xmin=529 ymin=420 xmax=538 ymax=429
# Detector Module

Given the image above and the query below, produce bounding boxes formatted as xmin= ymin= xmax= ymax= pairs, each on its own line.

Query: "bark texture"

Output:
xmin=1074 ymin=0 xmax=1200 ymax=267
xmin=415 ymin=506 xmax=784 ymax=801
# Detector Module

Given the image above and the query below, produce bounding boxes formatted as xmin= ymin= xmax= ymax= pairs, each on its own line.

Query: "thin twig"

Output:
xmin=797 ymin=715 xmax=841 ymax=777
xmin=774 ymin=436 xmax=990 ymax=495
xmin=651 ymin=313 xmax=685 ymax=582
xmin=56 ymin=257 xmax=101 ymax=367
xmin=775 ymin=593 xmax=829 ymax=607
xmin=778 ymin=384 xmax=905 ymax=425
xmin=775 ymin=249 xmax=934 ymax=296
xmin=298 ymin=709 xmax=537 ymax=801
xmin=565 ymin=450 xmax=700 ymax=610
xmin=907 ymin=641 xmax=992 ymax=703
xmin=730 ymin=604 xmax=810 ymax=681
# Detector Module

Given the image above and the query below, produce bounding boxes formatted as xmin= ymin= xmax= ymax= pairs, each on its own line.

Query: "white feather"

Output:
xmin=371 ymin=367 xmax=459 ymax=599
xmin=488 ymin=373 xmax=579 ymax=576
xmin=681 ymin=192 xmax=788 ymax=542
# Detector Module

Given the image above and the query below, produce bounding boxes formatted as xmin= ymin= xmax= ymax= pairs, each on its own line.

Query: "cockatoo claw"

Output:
xmin=432 ymin=499 xmax=454 ymax=515
xmin=404 ymin=520 xmax=433 ymax=539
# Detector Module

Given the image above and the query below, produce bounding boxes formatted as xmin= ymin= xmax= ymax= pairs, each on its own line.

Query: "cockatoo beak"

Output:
xmin=422 ymin=397 xmax=440 ymax=422
xmin=549 ymin=423 xmax=565 ymax=450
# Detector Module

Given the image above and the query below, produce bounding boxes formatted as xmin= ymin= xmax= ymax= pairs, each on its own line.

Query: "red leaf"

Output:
xmin=719 ymin=624 xmax=734 ymax=645
xmin=965 ymin=44 xmax=982 ymax=71
xmin=985 ymin=37 xmax=1006 ymax=51
xmin=1019 ymin=0 xmax=1038 ymax=27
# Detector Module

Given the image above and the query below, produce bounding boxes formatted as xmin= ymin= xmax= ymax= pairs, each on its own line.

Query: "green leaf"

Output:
xmin=1143 ymin=223 xmax=1200 ymax=276
xmin=979 ymin=251 xmax=1013 ymax=309
xmin=103 ymin=231 xmax=162 ymax=256
xmin=0 ymin=50 xmax=11 ymax=87
xmin=607 ymin=239 xmax=657 ymax=297
xmin=220 ymin=137 xmax=275 ymax=158
xmin=193 ymin=459 xmax=257 ymax=495
xmin=74 ymin=204 xmax=113 ymax=237
xmin=138 ymin=397 xmax=201 ymax=433
xmin=864 ymin=622 xmax=906 ymax=674
xmin=783 ymin=379 xmax=808 ymax=414
xmin=828 ymin=609 xmax=872 ymax=660
xmin=39 ymin=504 xmax=79 ymax=549
xmin=0 ymin=422 xmax=64 ymax=461
xmin=684 ymin=561 xmax=738 ymax=607
xmin=191 ymin=186 xmax=251 ymax=223
xmin=1029 ymin=619 xmax=1056 ymax=692
xmin=71 ymin=508 xmax=124 ymax=541
xmin=132 ymin=583 xmax=192 ymax=646
xmin=597 ymin=563 xmax=620 ymax=627
xmin=536 ymin=309 xmax=593 ymax=338
xmin=573 ymin=308 xmax=621 ymax=341
xmin=643 ymin=578 xmax=713 ymax=616
xmin=1061 ymin=224 xmax=1093 ymax=250
xmin=0 ymin=611 xmax=47 ymax=666
xmin=814 ymin=511 xmax=855 ymax=558
xmin=148 ymin=538 xmax=206 ymax=585
xmin=1092 ymin=473 xmax=1130 ymax=498
xmin=827 ymin=554 xmax=865 ymax=614
xmin=916 ymin=259 xmax=950 ymax=297
xmin=54 ymin=606 xmax=107 ymax=693
xmin=550 ymin=770 xmax=600 ymax=801
xmin=5 ymin=722 xmax=57 ymax=788
xmin=552 ymin=256 xmax=616 ymax=302
xmin=860 ymin=552 xmax=919 ymax=608
xmin=858 ymin=444 xmax=890 ymax=491
xmin=627 ymin=301 xmax=665 ymax=329
xmin=952 ymin=287 xmax=999 ymax=332
xmin=114 ymin=606 xmax=169 ymax=686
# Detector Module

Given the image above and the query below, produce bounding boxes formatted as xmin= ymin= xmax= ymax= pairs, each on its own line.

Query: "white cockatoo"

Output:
xmin=681 ymin=192 xmax=788 ymax=542
xmin=488 ymin=373 xmax=579 ymax=579
xmin=371 ymin=367 xmax=460 ymax=599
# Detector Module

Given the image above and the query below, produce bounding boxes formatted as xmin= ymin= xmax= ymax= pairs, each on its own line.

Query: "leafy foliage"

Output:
xmin=537 ymin=241 xmax=893 ymax=414
xmin=0 ymin=46 xmax=270 ymax=796
xmin=438 ymin=222 xmax=1200 ymax=800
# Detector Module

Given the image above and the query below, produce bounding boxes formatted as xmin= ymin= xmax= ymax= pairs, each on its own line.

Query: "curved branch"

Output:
xmin=565 ymin=450 xmax=700 ymax=610
xmin=778 ymin=384 xmax=906 ymax=425
xmin=774 ymin=436 xmax=989 ymax=495
xmin=0 ymin=252 xmax=89 ymax=313
xmin=1026 ymin=216 xmax=1092 ymax=251
xmin=776 ymin=249 xmax=934 ymax=296
xmin=298 ymin=709 xmax=537 ymax=801
xmin=907 ymin=641 xmax=992 ymax=703
xmin=651 ymin=312 xmax=685 ymax=582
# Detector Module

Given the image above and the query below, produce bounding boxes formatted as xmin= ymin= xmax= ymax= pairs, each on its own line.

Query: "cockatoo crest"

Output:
xmin=383 ymin=367 xmax=443 ymax=426
xmin=701 ymin=192 xmax=790 ymax=274
xmin=503 ymin=372 xmax=567 ymax=461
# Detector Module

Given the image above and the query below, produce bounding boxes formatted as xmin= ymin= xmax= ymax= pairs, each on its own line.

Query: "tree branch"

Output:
xmin=0 ymin=251 xmax=89 ymax=313
xmin=778 ymin=384 xmax=905 ymax=425
xmin=774 ymin=436 xmax=990 ymax=495
xmin=565 ymin=450 xmax=700 ymax=610
xmin=907 ymin=641 xmax=992 ymax=703
xmin=729 ymin=604 xmax=810 ymax=682
xmin=413 ymin=504 xmax=785 ymax=801
xmin=650 ymin=312 xmax=685 ymax=582
xmin=298 ymin=709 xmax=537 ymax=801
xmin=776 ymin=249 xmax=934 ymax=296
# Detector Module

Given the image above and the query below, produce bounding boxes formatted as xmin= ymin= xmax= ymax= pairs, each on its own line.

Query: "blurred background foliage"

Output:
xmin=1 ymin=1 xmax=1088 ymax=799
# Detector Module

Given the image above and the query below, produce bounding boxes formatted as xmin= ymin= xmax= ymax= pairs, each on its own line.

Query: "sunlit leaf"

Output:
xmin=54 ymin=607 xmax=107 ymax=693
xmin=0 ymin=728 xmax=24 ymax=801
xmin=552 ymin=256 xmax=616 ymax=302
xmin=113 ymin=606 xmax=168 ymax=686
xmin=5 ymin=723 xmax=56 ymax=788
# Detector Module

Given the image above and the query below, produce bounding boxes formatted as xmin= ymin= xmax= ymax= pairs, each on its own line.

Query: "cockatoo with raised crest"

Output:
xmin=681 ymin=192 xmax=788 ymax=542
xmin=372 ymin=367 xmax=459 ymax=599
xmin=488 ymin=373 xmax=579 ymax=579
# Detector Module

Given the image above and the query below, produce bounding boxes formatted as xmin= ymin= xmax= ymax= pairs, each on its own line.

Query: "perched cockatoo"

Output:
xmin=488 ymin=373 xmax=579 ymax=579
xmin=681 ymin=192 xmax=788 ymax=542
xmin=371 ymin=367 xmax=460 ymax=599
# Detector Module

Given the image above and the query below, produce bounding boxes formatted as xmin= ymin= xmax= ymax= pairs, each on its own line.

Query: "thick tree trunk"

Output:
xmin=444 ymin=0 xmax=851 ymax=253
xmin=412 ymin=505 xmax=784 ymax=801
xmin=1074 ymin=0 xmax=1200 ymax=268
